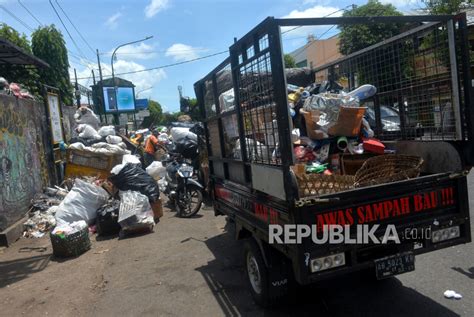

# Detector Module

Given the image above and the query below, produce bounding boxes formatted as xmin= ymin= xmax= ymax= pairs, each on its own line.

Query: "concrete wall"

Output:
xmin=0 ymin=95 xmax=53 ymax=231
xmin=306 ymin=35 xmax=342 ymax=70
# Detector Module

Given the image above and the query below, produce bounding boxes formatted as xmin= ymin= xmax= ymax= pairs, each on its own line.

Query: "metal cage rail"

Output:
xmin=195 ymin=14 xmax=473 ymax=202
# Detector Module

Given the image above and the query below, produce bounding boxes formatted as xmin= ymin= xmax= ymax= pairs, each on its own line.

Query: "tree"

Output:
xmin=160 ymin=111 xmax=183 ymax=125
xmin=421 ymin=0 xmax=471 ymax=14
xmin=31 ymin=25 xmax=73 ymax=105
xmin=284 ymin=54 xmax=296 ymax=68
xmin=148 ymin=99 xmax=163 ymax=124
xmin=338 ymin=0 xmax=403 ymax=55
xmin=0 ymin=23 xmax=41 ymax=98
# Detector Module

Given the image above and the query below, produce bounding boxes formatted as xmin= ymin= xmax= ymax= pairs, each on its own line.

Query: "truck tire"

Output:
xmin=243 ymin=239 xmax=290 ymax=307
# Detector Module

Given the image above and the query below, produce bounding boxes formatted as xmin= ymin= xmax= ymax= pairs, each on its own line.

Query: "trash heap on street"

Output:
xmin=22 ymin=106 xmax=164 ymax=258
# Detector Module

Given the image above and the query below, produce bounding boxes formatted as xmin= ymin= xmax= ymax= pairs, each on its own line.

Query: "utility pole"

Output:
xmin=92 ymin=69 xmax=103 ymax=123
xmin=74 ymin=68 xmax=80 ymax=108
xmin=96 ymin=49 xmax=107 ymax=124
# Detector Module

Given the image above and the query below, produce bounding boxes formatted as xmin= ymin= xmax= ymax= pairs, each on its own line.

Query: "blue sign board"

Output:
xmin=135 ymin=98 xmax=149 ymax=110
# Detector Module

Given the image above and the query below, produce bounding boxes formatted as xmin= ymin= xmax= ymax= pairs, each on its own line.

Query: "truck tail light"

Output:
xmin=310 ymin=253 xmax=345 ymax=273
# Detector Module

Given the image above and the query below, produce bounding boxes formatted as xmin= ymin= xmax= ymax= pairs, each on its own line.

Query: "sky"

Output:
xmin=0 ymin=0 xmax=420 ymax=112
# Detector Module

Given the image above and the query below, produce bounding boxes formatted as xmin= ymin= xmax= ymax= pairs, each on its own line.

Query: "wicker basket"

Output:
xmin=354 ymin=155 xmax=423 ymax=188
xmin=296 ymin=173 xmax=355 ymax=197
xmin=50 ymin=227 xmax=91 ymax=258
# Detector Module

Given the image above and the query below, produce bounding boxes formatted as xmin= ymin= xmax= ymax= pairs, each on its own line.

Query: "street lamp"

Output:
xmin=110 ymin=35 xmax=153 ymax=80
xmin=110 ymin=35 xmax=153 ymax=125
xmin=136 ymin=86 xmax=153 ymax=98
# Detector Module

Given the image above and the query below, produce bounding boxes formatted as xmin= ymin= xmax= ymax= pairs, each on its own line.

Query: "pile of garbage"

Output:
xmin=0 ymin=76 xmax=35 ymax=99
xmin=24 ymin=187 xmax=68 ymax=238
xmin=65 ymin=106 xmax=130 ymax=156
xmin=288 ymin=83 xmax=382 ymax=166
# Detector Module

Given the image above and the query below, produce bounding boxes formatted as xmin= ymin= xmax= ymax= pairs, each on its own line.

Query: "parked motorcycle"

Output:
xmin=160 ymin=145 xmax=204 ymax=218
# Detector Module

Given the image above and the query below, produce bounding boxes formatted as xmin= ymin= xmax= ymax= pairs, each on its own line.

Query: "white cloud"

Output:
xmin=165 ymin=43 xmax=207 ymax=62
xmin=302 ymin=0 xmax=331 ymax=6
xmin=283 ymin=5 xmax=342 ymax=19
xmin=107 ymin=42 xmax=157 ymax=60
xmin=144 ymin=0 xmax=169 ymax=19
xmin=379 ymin=0 xmax=414 ymax=8
xmin=105 ymin=12 xmax=122 ymax=30
xmin=281 ymin=5 xmax=343 ymax=40
xmin=70 ymin=59 xmax=167 ymax=102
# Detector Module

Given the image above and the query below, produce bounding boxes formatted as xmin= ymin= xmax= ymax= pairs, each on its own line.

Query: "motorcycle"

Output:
xmin=161 ymin=151 xmax=204 ymax=218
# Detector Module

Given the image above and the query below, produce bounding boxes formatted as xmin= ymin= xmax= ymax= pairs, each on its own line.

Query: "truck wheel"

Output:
xmin=243 ymin=239 xmax=290 ymax=307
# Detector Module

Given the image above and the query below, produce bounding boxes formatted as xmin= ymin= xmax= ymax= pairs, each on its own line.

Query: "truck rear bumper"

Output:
xmin=296 ymin=216 xmax=471 ymax=285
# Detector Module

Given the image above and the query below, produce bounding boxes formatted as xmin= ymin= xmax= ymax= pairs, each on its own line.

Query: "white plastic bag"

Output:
xmin=170 ymin=127 xmax=197 ymax=142
xmin=77 ymin=124 xmax=102 ymax=140
xmin=55 ymin=179 xmax=109 ymax=224
xmin=218 ymin=88 xmax=235 ymax=113
xmin=98 ymin=125 xmax=116 ymax=137
xmin=158 ymin=133 xmax=169 ymax=142
xmin=74 ymin=107 xmax=100 ymax=130
xmin=146 ymin=161 xmax=166 ymax=180
xmin=106 ymin=135 xmax=122 ymax=144
xmin=111 ymin=163 xmax=126 ymax=175
xmin=68 ymin=142 xmax=85 ymax=151
xmin=118 ymin=191 xmax=154 ymax=231
xmin=122 ymin=154 xmax=141 ymax=165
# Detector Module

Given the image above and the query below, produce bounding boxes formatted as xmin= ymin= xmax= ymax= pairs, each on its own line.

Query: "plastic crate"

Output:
xmin=65 ymin=149 xmax=123 ymax=179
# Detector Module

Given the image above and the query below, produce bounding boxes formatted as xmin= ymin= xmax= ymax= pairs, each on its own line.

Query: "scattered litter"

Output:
xmin=444 ymin=290 xmax=462 ymax=300
xmin=94 ymin=249 xmax=110 ymax=254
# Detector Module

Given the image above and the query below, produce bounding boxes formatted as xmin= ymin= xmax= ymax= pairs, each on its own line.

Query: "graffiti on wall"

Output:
xmin=0 ymin=96 xmax=51 ymax=230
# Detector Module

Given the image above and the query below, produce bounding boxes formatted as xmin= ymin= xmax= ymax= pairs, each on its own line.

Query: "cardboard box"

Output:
xmin=151 ymin=198 xmax=163 ymax=221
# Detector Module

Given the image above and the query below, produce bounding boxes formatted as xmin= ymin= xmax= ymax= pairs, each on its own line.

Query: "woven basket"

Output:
xmin=296 ymin=173 xmax=355 ymax=197
xmin=354 ymin=155 xmax=423 ymax=188
xmin=50 ymin=227 xmax=91 ymax=258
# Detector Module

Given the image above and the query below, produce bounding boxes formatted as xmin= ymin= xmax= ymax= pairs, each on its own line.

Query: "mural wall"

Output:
xmin=0 ymin=95 xmax=53 ymax=231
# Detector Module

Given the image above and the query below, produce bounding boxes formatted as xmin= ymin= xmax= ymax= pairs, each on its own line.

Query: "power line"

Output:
xmin=17 ymin=0 xmax=43 ymax=26
xmin=281 ymin=5 xmax=353 ymax=35
xmin=0 ymin=5 xmax=34 ymax=31
xmin=99 ymin=48 xmax=212 ymax=56
xmin=54 ymin=0 xmax=95 ymax=55
xmin=48 ymin=0 xmax=88 ymax=61
xmin=76 ymin=50 xmax=229 ymax=80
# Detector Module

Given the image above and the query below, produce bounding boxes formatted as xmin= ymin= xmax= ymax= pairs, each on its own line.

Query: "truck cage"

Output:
xmin=194 ymin=14 xmax=473 ymax=203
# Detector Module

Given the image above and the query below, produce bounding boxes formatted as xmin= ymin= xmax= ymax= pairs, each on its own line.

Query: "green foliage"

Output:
xmin=148 ymin=99 xmax=163 ymax=124
xmin=32 ymin=25 xmax=73 ymax=105
xmin=421 ymin=0 xmax=469 ymax=14
xmin=0 ymin=23 xmax=41 ymax=98
xmin=284 ymin=54 xmax=296 ymax=68
xmin=338 ymin=0 xmax=403 ymax=55
xmin=160 ymin=111 xmax=184 ymax=125
xmin=179 ymin=96 xmax=204 ymax=122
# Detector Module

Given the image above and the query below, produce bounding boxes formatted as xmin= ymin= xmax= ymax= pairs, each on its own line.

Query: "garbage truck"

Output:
xmin=194 ymin=14 xmax=473 ymax=306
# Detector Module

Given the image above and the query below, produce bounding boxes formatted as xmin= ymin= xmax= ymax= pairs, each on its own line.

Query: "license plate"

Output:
xmin=374 ymin=252 xmax=415 ymax=280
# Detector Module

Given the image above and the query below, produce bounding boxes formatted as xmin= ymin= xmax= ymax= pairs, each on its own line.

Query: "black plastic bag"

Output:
xmin=96 ymin=199 xmax=121 ymax=236
xmin=109 ymin=163 xmax=160 ymax=202
xmin=175 ymin=137 xmax=199 ymax=159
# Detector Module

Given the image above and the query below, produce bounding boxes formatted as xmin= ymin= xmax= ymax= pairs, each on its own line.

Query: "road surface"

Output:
xmin=1 ymin=176 xmax=473 ymax=316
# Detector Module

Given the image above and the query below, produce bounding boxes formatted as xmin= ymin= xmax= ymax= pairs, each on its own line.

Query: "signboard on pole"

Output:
xmin=102 ymin=86 xmax=136 ymax=113
xmin=46 ymin=92 xmax=64 ymax=144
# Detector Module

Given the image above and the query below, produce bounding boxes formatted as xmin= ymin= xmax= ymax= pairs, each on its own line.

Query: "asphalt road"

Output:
xmin=1 ymin=176 xmax=473 ymax=316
